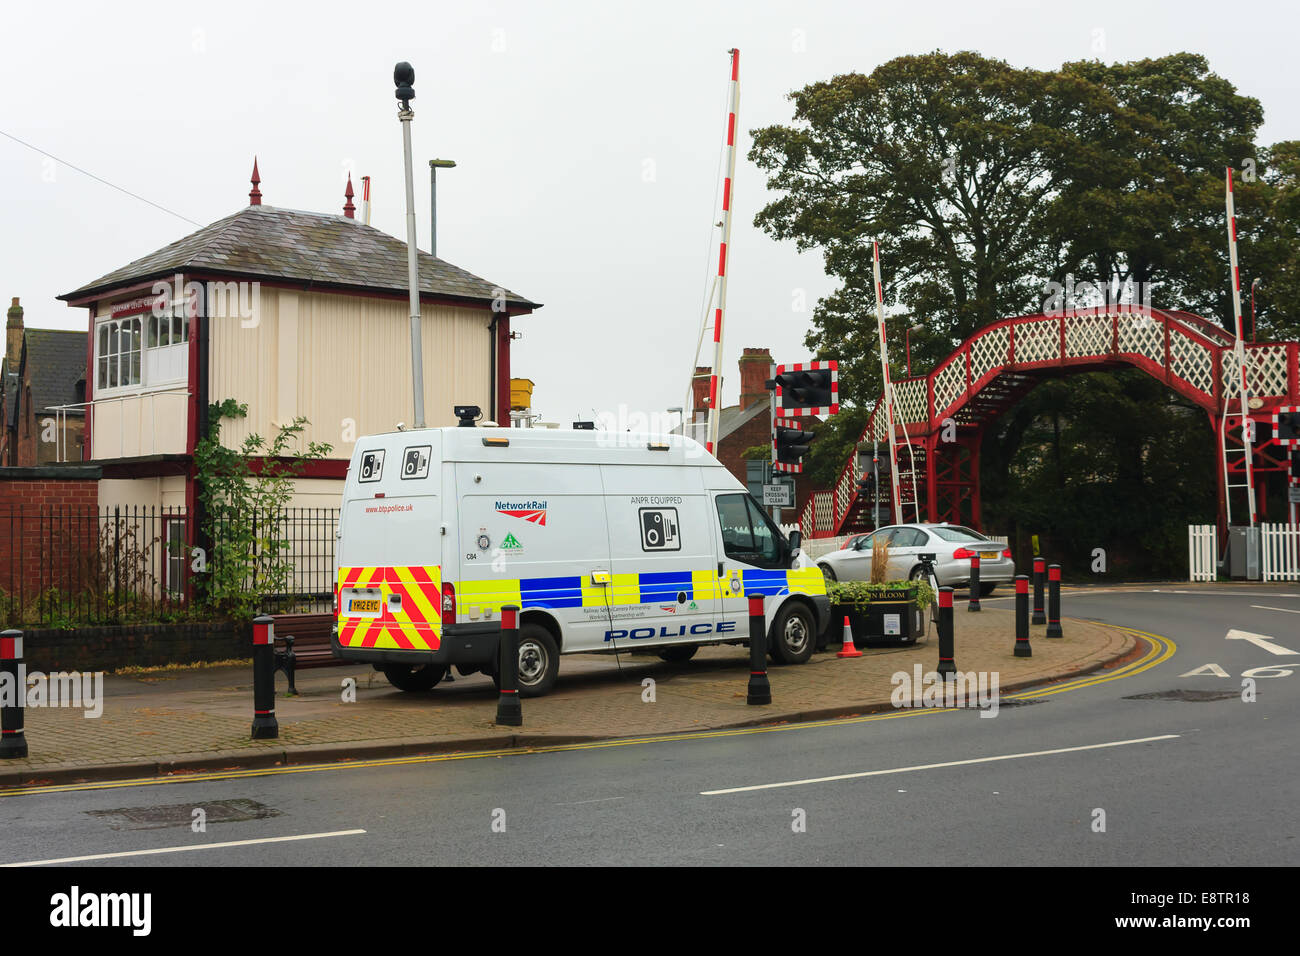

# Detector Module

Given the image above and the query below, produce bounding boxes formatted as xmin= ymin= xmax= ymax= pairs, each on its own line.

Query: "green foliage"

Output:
xmin=748 ymin=51 xmax=1293 ymax=576
xmin=827 ymin=579 xmax=934 ymax=612
xmin=193 ymin=399 xmax=331 ymax=621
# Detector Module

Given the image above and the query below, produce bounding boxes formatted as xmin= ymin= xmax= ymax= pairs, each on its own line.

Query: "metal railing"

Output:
xmin=47 ymin=387 xmax=190 ymax=462
xmin=0 ymin=505 xmax=339 ymax=627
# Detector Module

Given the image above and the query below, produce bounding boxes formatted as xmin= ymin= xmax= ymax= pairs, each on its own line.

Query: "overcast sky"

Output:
xmin=3 ymin=0 xmax=1296 ymax=428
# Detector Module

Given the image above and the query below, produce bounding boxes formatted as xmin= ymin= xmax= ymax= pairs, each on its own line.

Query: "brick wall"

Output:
xmin=0 ymin=470 xmax=101 ymax=606
xmin=17 ymin=621 xmax=249 ymax=672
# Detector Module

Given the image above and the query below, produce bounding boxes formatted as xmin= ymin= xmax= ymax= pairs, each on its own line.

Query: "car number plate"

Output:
xmin=350 ymin=599 xmax=381 ymax=612
xmin=979 ymin=551 xmax=999 ymax=559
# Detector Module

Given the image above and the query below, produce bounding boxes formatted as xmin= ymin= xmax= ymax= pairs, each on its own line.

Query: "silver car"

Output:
xmin=818 ymin=523 xmax=1015 ymax=595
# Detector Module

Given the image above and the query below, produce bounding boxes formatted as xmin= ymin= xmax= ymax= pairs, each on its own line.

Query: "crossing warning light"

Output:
xmin=773 ymin=419 xmax=815 ymax=473
xmin=1276 ymin=407 xmax=1300 ymax=445
xmin=773 ymin=361 xmax=838 ymax=417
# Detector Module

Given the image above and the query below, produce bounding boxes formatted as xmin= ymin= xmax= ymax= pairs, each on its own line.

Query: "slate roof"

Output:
xmin=59 ymin=205 xmax=541 ymax=311
xmin=23 ymin=330 xmax=88 ymax=414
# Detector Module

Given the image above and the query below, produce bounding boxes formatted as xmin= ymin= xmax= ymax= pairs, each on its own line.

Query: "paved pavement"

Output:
xmin=0 ymin=606 xmax=1130 ymax=788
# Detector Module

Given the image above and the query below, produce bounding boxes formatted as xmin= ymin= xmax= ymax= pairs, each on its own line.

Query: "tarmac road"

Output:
xmin=1 ymin=585 xmax=1296 ymax=867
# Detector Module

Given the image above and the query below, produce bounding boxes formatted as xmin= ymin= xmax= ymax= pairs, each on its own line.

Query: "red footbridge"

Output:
xmin=798 ymin=307 xmax=1299 ymax=540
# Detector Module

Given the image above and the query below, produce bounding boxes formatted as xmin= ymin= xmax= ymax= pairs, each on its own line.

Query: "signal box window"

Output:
xmin=715 ymin=493 xmax=782 ymax=569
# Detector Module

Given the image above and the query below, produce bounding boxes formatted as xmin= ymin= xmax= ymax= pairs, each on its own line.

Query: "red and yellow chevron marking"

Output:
xmin=337 ymin=565 xmax=442 ymax=652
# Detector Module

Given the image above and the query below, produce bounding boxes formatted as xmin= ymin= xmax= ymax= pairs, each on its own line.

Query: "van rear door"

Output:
xmin=337 ymin=437 xmax=444 ymax=653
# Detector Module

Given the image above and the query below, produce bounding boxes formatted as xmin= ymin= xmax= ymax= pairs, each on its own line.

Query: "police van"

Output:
xmin=332 ymin=422 xmax=829 ymax=696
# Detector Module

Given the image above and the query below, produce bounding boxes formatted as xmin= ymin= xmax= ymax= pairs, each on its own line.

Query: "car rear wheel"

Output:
xmin=980 ymin=583 xmax=997 ymax=597
xmin=820 ymin=563 xmax=837 ymax=583
xmin=770 ymin=602 xmax=816 ymax=665
xmin=381 ymin=663 xmax=447 ymax=692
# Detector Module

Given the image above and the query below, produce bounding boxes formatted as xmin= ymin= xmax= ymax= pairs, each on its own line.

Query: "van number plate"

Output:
xmin=350 ymin=599 xmax=381 ymax=613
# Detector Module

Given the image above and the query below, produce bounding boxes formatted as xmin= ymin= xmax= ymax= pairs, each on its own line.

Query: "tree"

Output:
xmin=750 ymin=51 xmax=1118 ymax=405
xmin=193 ymin=399 xmax=332 ymax=620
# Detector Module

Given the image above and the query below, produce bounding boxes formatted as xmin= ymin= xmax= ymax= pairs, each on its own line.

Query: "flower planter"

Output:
xmin=823 ymin=582 xmax=930 ymax=648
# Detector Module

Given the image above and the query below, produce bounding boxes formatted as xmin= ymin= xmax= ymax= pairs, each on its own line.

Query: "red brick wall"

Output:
xmin=0 ymin=477 xmax=100 ymax=610
xmin=0 ymin=478 xmax=98 ymax=510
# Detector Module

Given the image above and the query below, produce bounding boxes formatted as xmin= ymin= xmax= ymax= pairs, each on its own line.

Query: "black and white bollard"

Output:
xmin=1046 ymin=564 xmax=1064 ymax=639
xmin=495 ymin=604 xmax=523 ymax=726
xmin=251 ymin=616 xmax=279 ymax=739
xmin=0 ymin=630 xmax=28 ymax=759
xmin=1013 ymin=575 xmax=1032 ymax=658
xmin=936 ymin=588 xmax=956 ymax=678
xmin=968 ymin=554 xmax=982 ymax=612
xmin=746 ymin=593 xmax=771 ymax=706
xmin=1032 ymin=557 xmax=1047 ymax=625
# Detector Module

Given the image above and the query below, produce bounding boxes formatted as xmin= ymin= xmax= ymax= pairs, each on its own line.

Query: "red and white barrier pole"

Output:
xmin=706 ymin=48 xmax=740 ymax=454
xmin=1226 ymin=166 xmax=1257 ymax=526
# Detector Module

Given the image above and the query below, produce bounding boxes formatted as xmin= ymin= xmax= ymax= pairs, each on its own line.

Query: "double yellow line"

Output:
xmin=1 ymin=625 xmax=1174 ymax=798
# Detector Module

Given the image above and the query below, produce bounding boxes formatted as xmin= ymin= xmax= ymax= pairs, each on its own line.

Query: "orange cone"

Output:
xmin=837 ymin=615 xmax=862 ymax=658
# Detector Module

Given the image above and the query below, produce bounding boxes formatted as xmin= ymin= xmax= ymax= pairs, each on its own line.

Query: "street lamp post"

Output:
xmin=429 ymin=158 xmax=456 ymax=258
xmin=905 ymin=324 xmax=923 ymax=378
xmin=394 ymin=61 xmax=425 ymax=429
xmin=1250 ymin=278 xmax=1261 ymax=344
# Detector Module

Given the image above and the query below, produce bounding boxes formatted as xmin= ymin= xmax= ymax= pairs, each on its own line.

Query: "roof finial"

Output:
xmin=249 ymin=157 xmax=262 ymax=206
xmin=343 ymin=172 xmax=356 ymax=219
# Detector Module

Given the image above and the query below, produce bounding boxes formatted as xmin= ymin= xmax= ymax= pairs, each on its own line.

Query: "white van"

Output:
xmin=332 ymin=425 xmax=829 ymax=696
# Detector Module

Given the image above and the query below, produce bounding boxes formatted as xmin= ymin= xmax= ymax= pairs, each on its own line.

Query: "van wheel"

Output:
xmin=770 ymin=603 xmax=815 ymax=665
xmin=658 ymin=644 xmax=698 ymax=663
xmin=381 ymin=663 xmax=447 ymax=691
xmin=516 ymin=625 xmax=559 ymax=698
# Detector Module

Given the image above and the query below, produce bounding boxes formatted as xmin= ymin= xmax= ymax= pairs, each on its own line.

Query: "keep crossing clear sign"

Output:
xmin=763 ymin=483 xmax=793 ymax=507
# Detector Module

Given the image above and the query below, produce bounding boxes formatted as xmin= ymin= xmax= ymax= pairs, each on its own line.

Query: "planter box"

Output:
xmin=825 ymin=587 xmax=927 ymax=648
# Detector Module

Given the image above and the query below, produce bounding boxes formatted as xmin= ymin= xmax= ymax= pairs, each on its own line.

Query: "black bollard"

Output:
xmin=968 ymin=554 xmax=982 ymax=612
xmin=936 ymin=587 xmax=956 ymax=678
xmin=495 ymin=604 xmax=522 ymax=726
xmin=0 ymin=630 xmax=28 ymax=759
xmin=1046 ymin=564 xmax=1064 ymax=638
xmin=1013 ymin=575 xmax=1032 ymax=658
xmin=1032 ymin=557 xmax=1047 ymax=625
xmin=746 ymin=593 xmax=771 ymax=705
xmin=251 ymin=616 xmax=279 ymax=739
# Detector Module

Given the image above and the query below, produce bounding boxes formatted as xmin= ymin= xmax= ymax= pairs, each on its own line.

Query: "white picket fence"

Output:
xmin=1188 ymin=525 xmax=1218 ymax=582
xmin=1261 ymin=523 xmax=1300 ymax=582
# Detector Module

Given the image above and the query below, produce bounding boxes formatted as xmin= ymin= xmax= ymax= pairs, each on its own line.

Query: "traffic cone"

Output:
xmin=837 ymin=615 xmax=862 ymax=658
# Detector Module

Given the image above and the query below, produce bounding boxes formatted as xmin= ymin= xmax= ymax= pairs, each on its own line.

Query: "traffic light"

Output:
xmin=773 ymin=360 xmax=839 ymax=417
xmin=773 ymin=419 xmax=815 ymax=473
xmin=1276 ymin=407 xmax=1300 ymax=445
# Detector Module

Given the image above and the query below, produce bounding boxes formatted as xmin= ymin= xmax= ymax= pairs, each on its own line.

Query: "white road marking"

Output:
xmin=1225 ymin=629 xmax=1298 ymax=656
xmin=1251 ymin=605 xmax=1300 ymax=616
xmin=1180 ymin=663 xmax=1230 ymax=678
xmin=1 ymin=829 xmax=366 ymax=867
xmin=700 ymin=735 xmax=1180 ymax=795
xmin=556 ymin=796 xmax=625 ymax=806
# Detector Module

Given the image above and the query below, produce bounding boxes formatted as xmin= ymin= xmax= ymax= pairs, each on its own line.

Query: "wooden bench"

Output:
xmin=271 ymin=613 xmax=345 ymax=695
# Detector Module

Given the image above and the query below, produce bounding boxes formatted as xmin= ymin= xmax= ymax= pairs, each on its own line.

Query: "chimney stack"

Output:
xmin=343 ymin=173 xmax=356 ymax=219
xmin=691 ymin=366 xmax=712 ymax=419
xmin=738 ymin=347 xmax=772 ymax=410
xmin=6 ymin=297 xmax=23 ymax=370
xmin=249 ymin=157 xmax=262 ymax=206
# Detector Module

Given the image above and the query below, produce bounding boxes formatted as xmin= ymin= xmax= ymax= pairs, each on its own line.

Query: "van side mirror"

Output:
xmin=787 ymin=530 xmax=802 ymax=567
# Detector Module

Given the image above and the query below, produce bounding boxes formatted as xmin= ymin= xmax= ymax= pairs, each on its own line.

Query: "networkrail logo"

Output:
xmin=495 ymin=500 xmax=548 ymax=526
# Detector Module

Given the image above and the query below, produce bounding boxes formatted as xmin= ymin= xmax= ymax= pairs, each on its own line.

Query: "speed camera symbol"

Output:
xmin=640 ymin=508 xmax=679 ymax=551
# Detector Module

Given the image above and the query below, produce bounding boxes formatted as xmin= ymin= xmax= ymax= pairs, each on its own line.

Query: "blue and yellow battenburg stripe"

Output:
xmin=338 ymin=565 xmax=826 ymax=647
